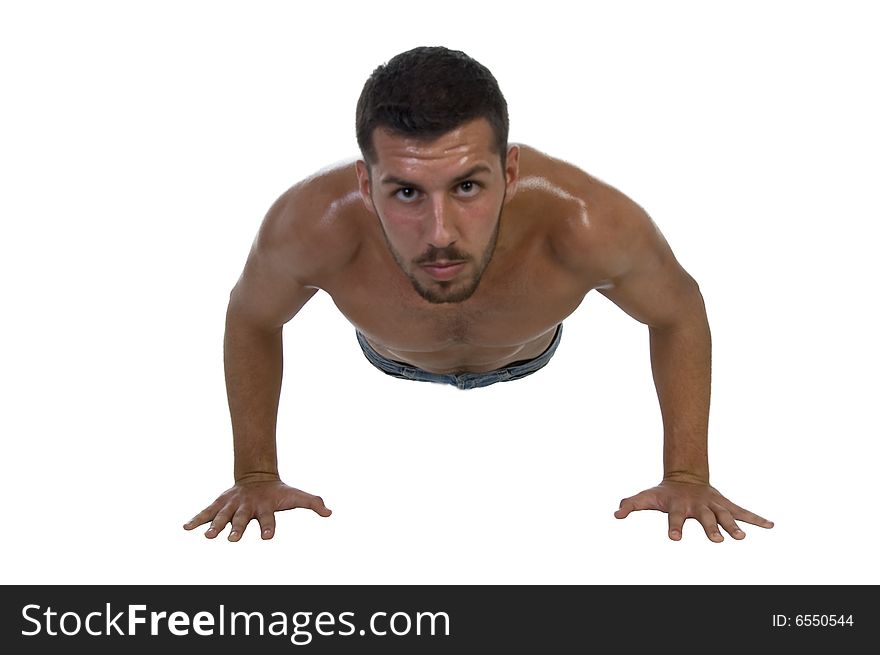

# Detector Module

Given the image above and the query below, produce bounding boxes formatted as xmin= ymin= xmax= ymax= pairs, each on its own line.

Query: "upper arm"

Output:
xmin=590 ymin=186 xmax=703 ymax=329
xmin=227 ymin=177 xmax=356 ymax=330
xmin=523 ymin=149 xmax=703 ymax=329
xmin=227 ymin=188 xmax=317 ymax=330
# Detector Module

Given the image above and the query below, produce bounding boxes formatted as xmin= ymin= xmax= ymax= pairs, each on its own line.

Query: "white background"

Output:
xmin=2 ymin=1 xmax=877 ymax=585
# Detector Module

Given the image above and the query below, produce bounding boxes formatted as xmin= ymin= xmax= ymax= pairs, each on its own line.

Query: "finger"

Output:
xmin=257 ymin=512 xmax=277 ymax=540
xmin=696 ymin=507 xmax=724 ymax=542
xmin=713 ymin=505 xmax=746 ymax=540
xmin=728 ymin=503 xmax=774 ymax=529
xmin=205 ymin=506 xmax=234 ymax=539
xmin=228 ymin=507 xmax=253 ymax=542
xmin=667 ymin=511 xmax=686 ymax=541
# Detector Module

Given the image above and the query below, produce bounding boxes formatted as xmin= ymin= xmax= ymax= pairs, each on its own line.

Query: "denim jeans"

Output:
xmin=356 ymin=324 xmax=562 ymax=390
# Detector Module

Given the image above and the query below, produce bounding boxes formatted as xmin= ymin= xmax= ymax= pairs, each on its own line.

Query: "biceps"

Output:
xmin=597 ymin=246 xmax=701 ymax=329
xmin=227 ymin=247 xmax=319 ymax=330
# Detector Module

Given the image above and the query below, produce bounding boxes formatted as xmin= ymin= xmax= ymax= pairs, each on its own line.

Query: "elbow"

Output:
xmin=650 ymin=278 xmax=708 ymax=332
xmin=683 ymin=272 xmax=705 ymax=308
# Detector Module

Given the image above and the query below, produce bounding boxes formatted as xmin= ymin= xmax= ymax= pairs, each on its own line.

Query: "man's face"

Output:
xmin=356 ymin=118 xmax=519 ymax=304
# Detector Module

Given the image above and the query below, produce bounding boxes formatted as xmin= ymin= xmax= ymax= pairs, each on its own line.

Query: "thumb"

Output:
xmin=309 ymin=494 xmax=332 ymax=517
xmin=281 ymin=488 xmax=333 ymax=517
xmin=614 ymin=499 xmax=636 ymax=519
xmin=614 ymin=493 xmax=653 ymax=519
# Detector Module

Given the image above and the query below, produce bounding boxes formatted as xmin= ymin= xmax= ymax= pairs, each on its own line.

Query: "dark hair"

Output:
xmin=356 ymin=46 xmax=509 ymax=168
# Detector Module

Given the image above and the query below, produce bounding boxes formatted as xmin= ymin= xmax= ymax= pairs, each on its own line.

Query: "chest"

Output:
xmin=327 ymin=238 xmax=587 ymax=352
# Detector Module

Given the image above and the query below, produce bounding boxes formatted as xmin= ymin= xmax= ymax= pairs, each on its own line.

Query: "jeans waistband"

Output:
xmin=356 ymin=324 xmax=563 ymax=390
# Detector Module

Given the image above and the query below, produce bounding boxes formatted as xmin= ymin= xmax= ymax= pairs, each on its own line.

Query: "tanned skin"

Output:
xmin=184 ymin=118 xmax=773 ymax=542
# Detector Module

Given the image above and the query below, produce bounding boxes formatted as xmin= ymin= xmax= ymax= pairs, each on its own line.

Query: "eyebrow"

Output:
xmin=379 ymin=164 xmax=493 ymax=188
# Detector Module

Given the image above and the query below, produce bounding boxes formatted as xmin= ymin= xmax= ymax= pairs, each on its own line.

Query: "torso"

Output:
xmin=296 ymin=145 xmax=615 ymax=374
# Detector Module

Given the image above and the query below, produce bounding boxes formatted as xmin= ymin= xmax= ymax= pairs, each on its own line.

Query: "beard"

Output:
xmin=378 ymin=209 xmax=502 ymax=304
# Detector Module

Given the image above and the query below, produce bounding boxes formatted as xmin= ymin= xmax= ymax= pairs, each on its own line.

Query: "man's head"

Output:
xmin=356 ymin=46 xmax=510 ymax=170
xmin=355 ymin=46 xmax=519 ymax=304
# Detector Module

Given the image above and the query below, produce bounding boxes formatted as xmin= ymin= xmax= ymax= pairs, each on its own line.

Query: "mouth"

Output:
xmin=420 ymin=260 xmax=467 ymax=282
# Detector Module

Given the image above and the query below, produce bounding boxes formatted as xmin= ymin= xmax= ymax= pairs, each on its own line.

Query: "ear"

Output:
xmin=503 ymin=145 xmax=520 ymax=203
xmin=355 ymin=160 xmax=377 ymax=215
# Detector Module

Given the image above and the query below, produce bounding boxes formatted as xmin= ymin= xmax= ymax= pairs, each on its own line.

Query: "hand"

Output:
xmin=183 ymin=478 xmax=332 ymax=541
xmin=614 ymin=479 xmax=773 ymax=542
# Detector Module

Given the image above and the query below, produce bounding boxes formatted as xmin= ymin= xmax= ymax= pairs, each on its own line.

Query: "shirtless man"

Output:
xmin=184 ymin=46 xmax=773 ymax=543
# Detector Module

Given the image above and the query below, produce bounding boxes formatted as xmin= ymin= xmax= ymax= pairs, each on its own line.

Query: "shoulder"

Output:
xmin=228 ymin=159 xmax=367 ymax=329
xmin=253 ymin=158 xmax=365 ymax=286
xmin=513 ymin=145 xmax=662 ymax=283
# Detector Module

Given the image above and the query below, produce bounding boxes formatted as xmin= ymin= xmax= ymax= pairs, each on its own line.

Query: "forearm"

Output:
xmin=224 ymin=313 xmax=284 ymax=483
xmin=648 ymin=302 xmax=712 ymax=484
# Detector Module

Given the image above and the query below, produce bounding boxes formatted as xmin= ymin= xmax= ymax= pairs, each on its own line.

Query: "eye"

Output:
xmin=394 ymin=187 xmax=420 ymax=202
xmin=457 ymin=180 xmax=481 ymax=196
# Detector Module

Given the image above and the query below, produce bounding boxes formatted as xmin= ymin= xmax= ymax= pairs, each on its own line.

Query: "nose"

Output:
xmin=427 ymin=195 xmax=458 ymax=248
